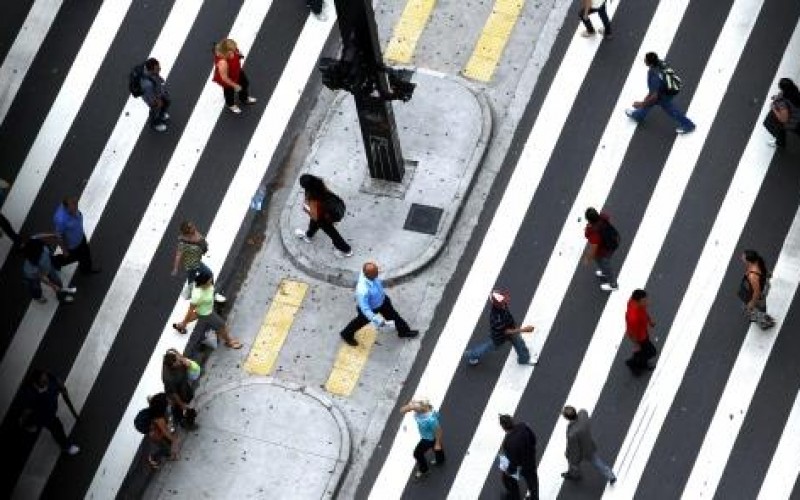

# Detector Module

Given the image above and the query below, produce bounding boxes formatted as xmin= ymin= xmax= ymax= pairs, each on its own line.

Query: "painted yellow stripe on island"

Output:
xmin=385 ymin=0 xmax=436 ymax=63
xmin=243 ymin=279 xmax=308 ymax=375
xmin=463 ymin=0 xmax=525 ymax=82
xmin=324 ymin=326 xmax=377 ymax=396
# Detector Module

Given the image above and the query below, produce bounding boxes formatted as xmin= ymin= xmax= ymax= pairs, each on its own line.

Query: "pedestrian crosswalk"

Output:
xmin=367 ymin=0 xmax=800 ymax=499
xmin=2 ymin=0 xmax=800 ymax=498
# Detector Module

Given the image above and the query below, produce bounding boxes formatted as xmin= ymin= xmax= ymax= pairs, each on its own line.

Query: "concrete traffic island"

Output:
xmin=280 ymin=69 xmax=492 ymax=287
xmin=143 ymin=379 xmax=350 ymax=500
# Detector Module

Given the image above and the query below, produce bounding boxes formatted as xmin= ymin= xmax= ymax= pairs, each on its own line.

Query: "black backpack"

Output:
xmin=128 ymin=63 xmax=147 ymax=98
xmin=134 ymin=408 xmax=152 ymax=434
xmin=323 ymin=191 xmax=346 ymax=223
xmin=599 ymin=220 xmax=620 ymax=252
xmin=659 ymin=62 xmax=682 ymax=96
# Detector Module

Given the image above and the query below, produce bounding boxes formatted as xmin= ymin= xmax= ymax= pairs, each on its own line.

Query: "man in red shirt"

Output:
xmin=625 ymin=289 xmax=657 ymax=375
xmin=583 ymin=207 xmax=619 ymax=291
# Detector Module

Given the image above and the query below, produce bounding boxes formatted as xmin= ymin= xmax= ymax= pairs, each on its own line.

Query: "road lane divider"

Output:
xmin=463 ymin=0 xmax=525 ymax=82
xmin=325 ymin=326 xmax=377 ymax=397
xmin=244 ymin=279 xmax=308 ymax=376
xmin=385 ymin=0 xmax=436 ymax=63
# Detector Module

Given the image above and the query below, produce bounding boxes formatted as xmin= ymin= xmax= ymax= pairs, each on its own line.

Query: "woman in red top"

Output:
xmin=213 ymin=38 xmax=257 ymax=114
xmin=624 ymin=289 xmax=657 ymax=375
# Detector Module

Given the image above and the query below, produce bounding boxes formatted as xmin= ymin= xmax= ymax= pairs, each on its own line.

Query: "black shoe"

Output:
xmin=341 ymin=335 xmax=358 ymax=347
xmin=561 ymin=472 xmax=580 ymax=480
xmin=398 ymin=330 xmax=419 ymax=338
xmin=610 ymin=476 xmax=617 ymax=485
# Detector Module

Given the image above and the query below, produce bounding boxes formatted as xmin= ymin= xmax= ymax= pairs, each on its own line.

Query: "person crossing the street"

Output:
xmin=465 ymin=289 xmax=535 ymax=366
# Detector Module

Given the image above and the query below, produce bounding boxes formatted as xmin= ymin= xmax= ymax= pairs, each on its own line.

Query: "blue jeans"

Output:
xmin=467 ymin=333 xmax=530 ymax=364
xmin=595 ymin=256 xmax=617 ymax=287
xmin=629 ymin=96 xmax=695 ymax=130
xmin=25 ymin=270 xmax=63 ymax=300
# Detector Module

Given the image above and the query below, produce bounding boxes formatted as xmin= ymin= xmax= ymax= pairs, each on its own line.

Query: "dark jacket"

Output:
xmin=502 ymin=422 xmax=537 ymax=472
xmin=565 ymin=409 xmax=597 ymax=464
xmin=489 ymin=306 xmax=515 ymax=345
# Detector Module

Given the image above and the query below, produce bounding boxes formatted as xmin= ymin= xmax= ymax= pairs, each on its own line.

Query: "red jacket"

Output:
xmin=625 ymin=299 xmax=651 ymax=343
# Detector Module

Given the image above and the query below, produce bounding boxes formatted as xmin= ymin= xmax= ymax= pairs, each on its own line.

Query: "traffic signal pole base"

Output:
xmin=280 ymin=70 xmax=492 ymax=287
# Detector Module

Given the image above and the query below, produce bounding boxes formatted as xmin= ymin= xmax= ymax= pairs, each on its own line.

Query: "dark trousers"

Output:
xmin=53 ymin=236 xmax=93 ymax=273
xmin=579 ymin=2 xmax=612 ymax=35
xmin=223 ymin=72 xmax=251 ymax=107
xmin=307 ymin=0 xmax=323 ymax=14
xmin=307 ymin=218 xmax=350 ymax=252
xmin=413 ymin=438 xmax=445 ymax=474
xmin=149 ymin=96 xmax=171 ymax=128
xmin=502 ymin=463 xmax=539 ymax=500
xmin=340 ymin=296 xmax=411 ymax=340
xmin=39 ymin=415 xmax=70 ymax=449
xmin=627 ymin=338 xmax=657 ymax=371
xmin=0 ymin=213 xmax=20 ymax=245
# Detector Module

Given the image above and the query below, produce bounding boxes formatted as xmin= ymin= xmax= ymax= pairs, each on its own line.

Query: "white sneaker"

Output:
xmin=153 ymin=123 xmax=167 ymax=132
xmin=334 ymin=249 xmax=354 ymax=258
xmin=227 ymin=105 xmax=242 ymax=114
xmin=214 ymin=293 xmax=227 ymax=303
xmin=65 ymin=445 xmax=80 ymax=455
xmin=600 ymin=283 xmax=618 ymax=292
xmin=161 ymin=112 xmax=170 ymax=120
xmin=244 ymin=97 xmax=257 ymax=105
xmin=595 ymin=270 xmax=605 ymax=277
xmin=294 ymin=229 xmax=311 ymax=243
xmin=62 ymin=295 xmax=75 ymax=303
xmin=62 ymin=287 xmax=77 ymax=294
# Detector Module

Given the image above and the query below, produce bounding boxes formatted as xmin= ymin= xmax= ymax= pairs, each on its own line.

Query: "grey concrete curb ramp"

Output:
xmin=143 ymin=379 xmax=351 ymax=500
xmin=280 ymin=69 xmax=492 ymax=287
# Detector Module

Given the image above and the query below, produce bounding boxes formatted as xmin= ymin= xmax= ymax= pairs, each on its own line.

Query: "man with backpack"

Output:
xmin=583 ymin=207 xmax=619 ymax=292
xmin=130 ymin=58 xmax=170 ymax=132
xmin=625 ymin=51 xmax=695 ymax=135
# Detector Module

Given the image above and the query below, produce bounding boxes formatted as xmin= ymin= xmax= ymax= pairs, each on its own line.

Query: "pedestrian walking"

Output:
xmin=625 ymin=52 xmax=695 ymax=134
xmin=400 ymin=399 xmax=444 ymax=480
xmin=213 ymin=39 xmax=257 ymax=114
xmin=624 ymin=289 xmax=657 ymax=375
xmin=18 ymin=369 xmax=80 ymax=455
xmin=583 ymin=207 xmax=619 ymax=292
xmin=498 ymin=414 xmax=539 ymax=500
xmin=161 ymin=350 xmax=198 ymax=430
xmin=294 ymin=173 xmax=352 ymax=258
xmin=465 ymin=290 xmax=535 ymax=366
xmin=136 ymin=392 xmax=179 ymax=470
xmin=172 ymin=269 xmax=242 ymax=349
xmin=22 ymin=234 xmax=76 ymax=304
xmin=579 ymin=0 xmax=612 ymax=39
xmin=763 ymin=78 xmax=800 ymax=148
xmin=171 ymin=220 xmax=225 ymax=301
xmin=138 ymin=58 xmax=170 ymax=132
xmin=560 ymin=406 xmax=616 ymax=485
xmin=0 ymin=178 xmax=21 ymax=247
xmin=738 ymin=249 xmax=775 ymax=329
xmin=339 ymin=261 xmax=419 ymax=346
xmin=52 ymin=195 xmax=100 ymax=275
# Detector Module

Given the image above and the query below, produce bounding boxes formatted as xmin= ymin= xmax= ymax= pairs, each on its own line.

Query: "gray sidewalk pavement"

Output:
xmin=139 ymin=0 xmax=570 ymax=498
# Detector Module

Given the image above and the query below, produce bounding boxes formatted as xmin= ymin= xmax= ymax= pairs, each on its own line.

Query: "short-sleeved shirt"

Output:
xmin=490 ymin=306 xmax=515 ymax=345
xmin=178 ymin=239 xmax=205 ymax=271
xmin=415 ymin=410 xmax=440 ymax=441
xmin=190 ymin=285 xmax=215 ymax=316
xmin=53 ymin=204 xmax=85 ymax=249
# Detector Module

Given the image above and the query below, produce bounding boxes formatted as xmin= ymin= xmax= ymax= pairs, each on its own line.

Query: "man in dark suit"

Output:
xmin=561 ymin=406 xmax=616 ymax=485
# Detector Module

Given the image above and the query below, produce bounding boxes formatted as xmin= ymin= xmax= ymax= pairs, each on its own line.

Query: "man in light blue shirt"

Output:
xmin=52 ymin=196 xmax=99 ymax=275
xmin=339 ymin=261 xmax=418 ymax=346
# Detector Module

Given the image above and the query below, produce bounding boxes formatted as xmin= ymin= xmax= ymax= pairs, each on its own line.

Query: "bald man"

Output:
xmin=339 ymin=261 xmax=418 ymax=346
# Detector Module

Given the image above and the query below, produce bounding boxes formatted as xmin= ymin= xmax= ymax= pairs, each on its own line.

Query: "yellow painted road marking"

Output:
xmin=243 ymin=279 xmax=308 ymax=376
xmin=385 ymin=0 xmax=437 ymax=63
xmin=324 ymin=326 xmax=377 ymax=396
xmin=463 ymin=0 xmax=525 ymax=82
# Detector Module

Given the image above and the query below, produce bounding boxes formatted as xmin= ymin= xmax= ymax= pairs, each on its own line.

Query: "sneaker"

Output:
xmin=767 ymin=139 xmax=785 ymax=148
xmin=227 ymin=105 xmax=242 ymax=114
xmin=315 ymin=10 xmax=328 ymax=21
xmin=413 ymin=469 xmax=430 ymax=481
xmin=161 ymin=112 xmax=170 ymax=120
xmin=561 ymin=472 xmax=580 ymax=480
xmin=64 ymin=445 xmax=80 ymax=455
xmin=61 ymin=294 xmax=75 ymax=304
xmin=609 ymin=475 xmax=617 ymax=485
xmin=595 ymin=270 xmax=605 ymax=277
xmin=153 ymin=123 xmax=167 ymax=132
xmin=398 ymin=330 xmax=419 ymax=338
xmin=676 ymin=125 xmax=695 ymax=134
xmin=62 ymin=287 xmax=77 ymax=294
xmin=244 ymin=97 xmax=257 ymax=105
xmin=581 ymin=30 xmax=596 ymax=38
xmin=214 ymin=293 xmax=227 ymax=303
xmin=466 ymin=353 xmax=480 ymax=366
xmin=600 ymin=283 xmax=618 ymax=292
xmin=624 ymin=108 xmax=639 ymax=121
xmin=294 ymin=229 xmax=312 ymax=243
xmin=334 ymin=249 xmax=354 ymax=258
xmin=35 ymin=297 xmax=47 ymax=304
xmin=341 ymin=334 xmax=358 ymax=347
